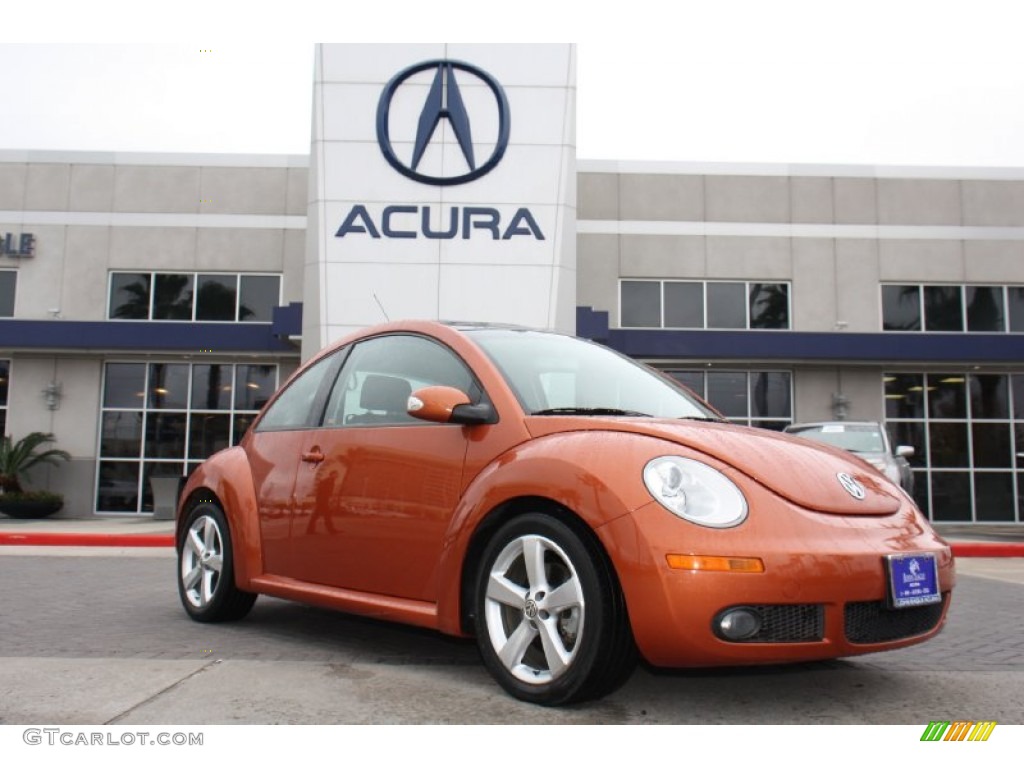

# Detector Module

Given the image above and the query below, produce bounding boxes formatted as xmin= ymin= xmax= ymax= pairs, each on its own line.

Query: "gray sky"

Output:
xmin=3 ymin=0 xmax=1024 ymax=166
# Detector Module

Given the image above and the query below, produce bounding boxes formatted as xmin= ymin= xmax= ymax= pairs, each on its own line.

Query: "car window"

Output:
xmin=469 ymin=329 xmax=715 ymax=419
xmin=789 ymin=424 xmax=886 ymax=453
xmin=255 ymin=351 xmax=340 ymax=432
xmin=322 ymin=334 xmax=480 ymax=428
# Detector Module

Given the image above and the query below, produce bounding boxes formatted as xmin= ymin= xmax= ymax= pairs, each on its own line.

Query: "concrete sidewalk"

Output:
xmin=0 ymin=516 xmax=1021 ymax=556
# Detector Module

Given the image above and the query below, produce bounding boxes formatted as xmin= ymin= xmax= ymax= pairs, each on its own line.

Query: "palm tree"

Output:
xmin=0 ymin=432 xmax=71 ymax=494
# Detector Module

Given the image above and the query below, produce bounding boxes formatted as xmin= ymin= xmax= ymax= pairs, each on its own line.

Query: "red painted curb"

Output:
xmin=950 ymin=542 xmax=1024 ymax=558
xmin=0 ymin=532 xmax=174 ymax=547
xmin=0 ymin=532 xmax=1020 ymax=555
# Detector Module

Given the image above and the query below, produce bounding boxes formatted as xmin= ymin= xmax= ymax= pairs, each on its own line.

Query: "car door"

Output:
xmin=287 ymin=334 xmax=484 ymax=601
xmin=244 ymin=349 xmax=345 ymax=575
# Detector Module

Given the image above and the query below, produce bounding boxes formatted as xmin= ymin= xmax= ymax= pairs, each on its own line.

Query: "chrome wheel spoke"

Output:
xmin=545 ymin=578 xmax=582 ymax=613
xmin=537 ymin=618 xmax=571 ymax=677
xmin=498 ymin=617 xmax=538 ymax=669
xmin=183 ymin=565 xmax=202 ymax=592
xmin=522 ymin=536 xmax=548 ymax=592
xmin=203 ymin=518 xmax=218 ymax=550
xmin=205 ymin=554 xmax=223 ymax=574
xmin=201 ymin=567 xmax=217 ymax=605
xmin=486 ymin=572 xmax=527 ymax=609
xmin=187 ymin=528 xmax=205 ymax=557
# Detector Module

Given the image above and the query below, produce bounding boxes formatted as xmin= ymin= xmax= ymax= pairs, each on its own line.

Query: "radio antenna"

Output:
xmin=373 ymin=293 xmax=391 ymax=322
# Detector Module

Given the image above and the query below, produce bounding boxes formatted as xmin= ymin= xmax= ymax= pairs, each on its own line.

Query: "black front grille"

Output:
xmin=715 ymin=604 xmax=824 ymax=643
xmin=844 ymin=594 xmax=948 ymax=644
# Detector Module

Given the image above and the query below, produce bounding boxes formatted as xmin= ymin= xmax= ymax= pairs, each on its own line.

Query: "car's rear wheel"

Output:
xmin=177 ymin=502 xmax=256 ymax=622
xmin=474 ymin=513 xmax=636 ymax=705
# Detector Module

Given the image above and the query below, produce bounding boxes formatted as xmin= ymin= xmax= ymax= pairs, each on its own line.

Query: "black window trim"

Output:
xmin=315 ymin=332 xmax=495 ymax=430
xmin=252 ymin=346 xmax=351 ymax=433
xmin=106 ymin=270 xmax=282 ymax=324
xmin=619 ymin=278 xmax=792 ymax=331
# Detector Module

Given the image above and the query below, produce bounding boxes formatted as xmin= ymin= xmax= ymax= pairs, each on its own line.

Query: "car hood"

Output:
xmin=524 ymin=417 xmax=902 ymax=516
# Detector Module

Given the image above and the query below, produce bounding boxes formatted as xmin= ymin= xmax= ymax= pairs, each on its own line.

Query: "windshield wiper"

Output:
xmin=531 ymin=407 xmax=652 ymax=417
xmin=678 ymin=415 xmax=724 ymax=422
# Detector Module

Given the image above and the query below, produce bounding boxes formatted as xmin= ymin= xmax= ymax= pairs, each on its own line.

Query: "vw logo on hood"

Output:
xmin=376 ymin=59 xmax=511 ymax=186
xmin=837 ymin=472 xmax=867 ymax=500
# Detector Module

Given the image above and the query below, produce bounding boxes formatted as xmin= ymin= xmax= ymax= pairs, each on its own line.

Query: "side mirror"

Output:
xmin=896 ymin=445 xmax=915 ymax=458
xmin=407 ymin=386 xmax=496 ymax=425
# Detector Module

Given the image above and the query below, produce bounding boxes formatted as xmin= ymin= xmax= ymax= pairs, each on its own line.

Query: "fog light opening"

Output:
xmin=717 ymin=608 xmax=762 ymax=641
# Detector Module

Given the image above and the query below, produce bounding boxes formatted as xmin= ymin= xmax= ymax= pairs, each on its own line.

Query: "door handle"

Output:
xmin=301 ymin=449 xmax=325 ymax=464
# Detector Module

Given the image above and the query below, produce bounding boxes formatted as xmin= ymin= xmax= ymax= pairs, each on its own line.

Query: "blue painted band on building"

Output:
xmin=575 ymin=305 xmax=1024 ymax=363
xmin=0 ymin=302 xmax=303 ymax=353
xmin=271 ymin=302 xmax=303 ymax=338
xmin=604 ymin=327 xmax=1024 ymax=364
xmin=0 ymin=319 xmax=297 ymax=353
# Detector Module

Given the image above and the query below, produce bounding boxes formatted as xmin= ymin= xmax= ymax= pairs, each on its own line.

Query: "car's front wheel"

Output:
xmin=474 ymin=513 xmax=636 ymax=705
xmin=177 ymin=502 xmax=256 ymax=622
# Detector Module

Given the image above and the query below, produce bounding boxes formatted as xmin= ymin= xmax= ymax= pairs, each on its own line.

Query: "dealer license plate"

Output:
xmin=885 ymin=553 xmax=941 ymax=609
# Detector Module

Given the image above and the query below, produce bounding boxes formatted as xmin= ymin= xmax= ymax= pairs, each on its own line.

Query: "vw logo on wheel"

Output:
xmin=376 ymin=59 xmax=511 ymax=186
xmin=837 ymin=472 xmax=867 ymax=500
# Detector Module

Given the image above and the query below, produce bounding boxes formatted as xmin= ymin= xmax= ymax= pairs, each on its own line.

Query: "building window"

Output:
xmin=885 ymin=372 xmax=1021 ymax=523
xmin=108 ymin=272 xmax=281 ymax=323
xmin=665 ymin=369 xmax=793 ymax=430
xmin=620 ymin=280 xmax=790 ymax=330
xmin=882 ymin=284 xmax=1023 ymax=332
xmin=96 ymin=361 xmax=278 ymax=514
xmin=0 ymin=360 xmax=9 ymax=436
xmin=0 ymin=270 xmax=16 ymax=317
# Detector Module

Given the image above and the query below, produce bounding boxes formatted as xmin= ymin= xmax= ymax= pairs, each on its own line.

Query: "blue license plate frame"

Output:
xmin=885 ymin=553 xmax=941 ymax=609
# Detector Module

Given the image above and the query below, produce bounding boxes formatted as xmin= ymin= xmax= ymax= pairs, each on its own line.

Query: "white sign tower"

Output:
xmin=304 ymin=44 xmax=577 ymax=358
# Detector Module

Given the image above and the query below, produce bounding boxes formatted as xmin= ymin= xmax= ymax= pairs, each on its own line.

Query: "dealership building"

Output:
xmin=2 ymin=43 xmax=1024 ymax=525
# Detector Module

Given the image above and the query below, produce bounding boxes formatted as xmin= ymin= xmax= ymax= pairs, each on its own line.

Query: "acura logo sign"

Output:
xmin=376 ymin=59 xmax=511 ymax=186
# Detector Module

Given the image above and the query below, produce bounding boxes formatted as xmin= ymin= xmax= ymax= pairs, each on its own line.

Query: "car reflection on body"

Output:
xmin=783 ymin=421 xmax=916 ymax=495
xmin=175 ymin=321 xmax=954 ymax=706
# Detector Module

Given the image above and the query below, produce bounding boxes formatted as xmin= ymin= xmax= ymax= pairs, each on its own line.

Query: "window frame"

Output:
xmin=619 ymin=279 xmax=791 ymax=331
xmin=107 ymin=270 xmax=282 ymax=324
xmin=663 ymin=368 xmax=794 ymax=430
xmin=880 ymin=283 xmax=1024 ymax=334
xmin=0 ymin=358 xmax=10 ymax=437
xmin=95 ymin=360 xmax=281 ymax=514
xmin=884 ymin=370 xmax=1023 ymax=523
xmin=0 ymin=269 xmax=17 ymax=318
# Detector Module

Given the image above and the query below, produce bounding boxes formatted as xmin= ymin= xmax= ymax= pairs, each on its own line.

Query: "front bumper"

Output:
xmin=597 ymin=485 xmax=955 ymax=668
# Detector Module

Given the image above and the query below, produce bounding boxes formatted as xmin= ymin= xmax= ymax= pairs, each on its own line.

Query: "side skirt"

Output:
xmin=249 ymin=575 xmax=440 ymax=631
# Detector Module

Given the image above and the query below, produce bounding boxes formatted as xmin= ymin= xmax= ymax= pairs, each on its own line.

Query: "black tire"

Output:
xmin=177 ymin=502 xmax=256 ymax=622
xmin=474 ymin=513 xmax=636 ymax=705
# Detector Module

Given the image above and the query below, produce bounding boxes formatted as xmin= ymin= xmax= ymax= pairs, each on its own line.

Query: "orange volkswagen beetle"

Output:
xmin=176 ymin=321 xmax=954 ymax=705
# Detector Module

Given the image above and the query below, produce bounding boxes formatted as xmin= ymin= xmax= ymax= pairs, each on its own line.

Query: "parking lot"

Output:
xmin=0 ymin=547 xmax=1021 ymax=725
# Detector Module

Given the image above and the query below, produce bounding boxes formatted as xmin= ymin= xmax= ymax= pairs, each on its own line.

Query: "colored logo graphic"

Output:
xmin=376 ymin=59 xmax=511 ymax=186
xmin=920 ymin=721 xmax=997 ymax=741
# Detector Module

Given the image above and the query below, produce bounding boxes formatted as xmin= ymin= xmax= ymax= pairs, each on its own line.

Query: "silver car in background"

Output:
xmin=783 ymin=421 xmax=916 ymax=494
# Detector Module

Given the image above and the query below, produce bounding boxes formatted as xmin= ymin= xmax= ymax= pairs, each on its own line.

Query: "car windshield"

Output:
xmin=788 ymin=424 xmax=886 ymax=453
xmin=467 ymin=329 xmax=717 ymax=420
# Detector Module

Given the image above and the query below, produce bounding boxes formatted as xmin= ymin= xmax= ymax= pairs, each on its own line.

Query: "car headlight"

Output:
xmin=643 ymin=456 xmax=748 ymax=528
